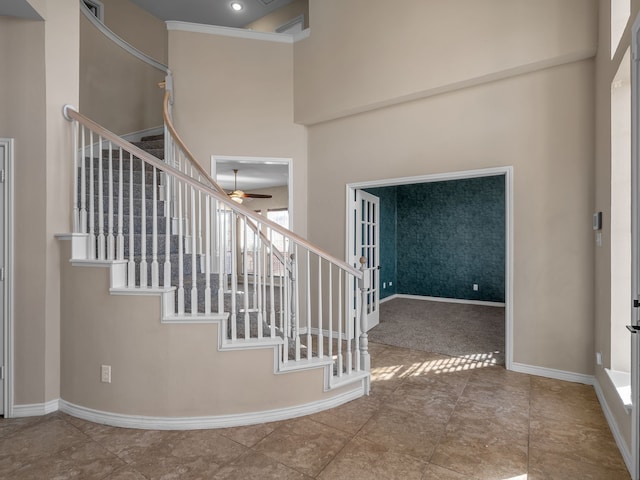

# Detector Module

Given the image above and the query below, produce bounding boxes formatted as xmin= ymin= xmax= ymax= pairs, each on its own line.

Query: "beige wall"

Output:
xmin=101 ymin=0 xmax=168 ymax=63
xmin=0 ymin=0 xmax=79 ymax=406
xmin=244 ymin=0 xmax=309 ymax=33
xmin=60 ymin=253 xmax=355 ymax=416
xmin=79 ymin=12 xmax=165 ymax=135
xmin=593 ymin=0 xmax=640 ymax=457
xmin=168 ymin=29 xmax=308 ymax=235
xmin=0 ymin=15 xmax=48 ymax=405
xmin=306 ymin=60 xmax=596 ymax=375
xmin=300 ymin=0 xmax=597 ymax=376
xmin=295 ymin=0 xmax=597 ymax=125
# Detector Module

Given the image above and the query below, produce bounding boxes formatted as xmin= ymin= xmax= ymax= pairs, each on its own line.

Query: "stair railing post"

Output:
xmin=359 ymin=257 xmax=371 ymax=392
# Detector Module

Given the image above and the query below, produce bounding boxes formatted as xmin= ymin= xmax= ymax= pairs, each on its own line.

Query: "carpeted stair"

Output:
xmin=82 ymin=134 xmax=282 ymax=343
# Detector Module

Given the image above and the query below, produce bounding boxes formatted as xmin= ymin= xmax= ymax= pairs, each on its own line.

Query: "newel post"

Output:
xmin=359 ymin=257 xmax=371 ymax=393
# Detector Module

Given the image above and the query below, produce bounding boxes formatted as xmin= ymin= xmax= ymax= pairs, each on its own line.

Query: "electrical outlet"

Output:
xmin=596 ymin=352 xmax=603 ymax=366
xmin=101 ymin=365 xmax=111 ymax=383
xmin=389 ymin=282 xmax=393 ymax=287
xmin=383 ymin=282 xmax=386 ymax=289
xmin=473 ymin=284 xmax=479 ymax=291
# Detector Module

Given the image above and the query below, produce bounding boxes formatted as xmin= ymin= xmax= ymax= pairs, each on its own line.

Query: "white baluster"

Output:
xmin=204 ymin=196 xmax=211 ymax=314
xmin=127 ymin=152 xmax=135 ymax=287
xmin=269 ymin=229 xmax=276 ymax=338
xmin=139 ymin=160 xmax=148 ymax=287
xmin=72 ymin=121 xmax=79 ymax=232
xmin=190 ymin=184 xmax=197 ymax=314
xmin=151 ymin=166 xmax=159 ymax=288
xmin=306 ymin=250 xmax=312 ymax=360
xmin=337 ymin=271 xmax=343 ymax=377
xmin=346 ymin=272 xmax=352 ymax=375
xmin=107 ymin=142 xmax=115 ymax=260
xmin=116 ymin=148 xmax=124 ymax=260
xmin=88 ymin=131 xmax=96 ymax=259
xmin=318 ymin=256 xmax=323 ymax=358
xmin=359 ymin=257 xmax=370 ymax=381
xmin=183 ymin=166 xmax=191 ymax=254
xmin=293 ymin=248 xmax=300 ymax=361
xmin=80 ymin=126 xmax=87 ymax=234
xmin=163 ymin=169 xmax=172 ymax=289
xmin=97 ymin=136 xmax=105 ymax=260
xmin=230 ymin=209 xmax=237 ymax=340
xmin=177 ymin=178 xmax=184 ymax=314
xmin=328 ymin=264 xmax=333 ymax=367
xmin=197 ymin=188 xmax=203 ymax=256
xmin=256 ymin=223 xmax=263 ymax=339
xmin=217 ymin=202 xmax=225 ymax=315
xmin=243 ymin=217 xmax=250 ymax=338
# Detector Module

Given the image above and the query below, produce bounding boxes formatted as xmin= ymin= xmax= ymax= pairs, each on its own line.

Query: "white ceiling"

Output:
xmin=215 ymin=160 xmax=289 ymax=191
xmin=129 ymin=0 xmax=295 ymax=28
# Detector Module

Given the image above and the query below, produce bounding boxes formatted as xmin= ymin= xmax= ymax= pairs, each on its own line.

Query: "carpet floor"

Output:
xmin=368 ymin=297 xmax=506 ymax=365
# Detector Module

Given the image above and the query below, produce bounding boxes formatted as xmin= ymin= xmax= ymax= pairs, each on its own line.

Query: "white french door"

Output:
xmin=348 ymin=189 xmax=380 ymax=332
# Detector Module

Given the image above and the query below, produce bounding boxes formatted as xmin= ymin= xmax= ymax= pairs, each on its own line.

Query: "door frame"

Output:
xmin=0 ymin=139 xmax=14 ymax=417
xmin=630 ymin=12 xmax=640 ymax=479
xmin=345 ymin=166 xmax=514 ymax=369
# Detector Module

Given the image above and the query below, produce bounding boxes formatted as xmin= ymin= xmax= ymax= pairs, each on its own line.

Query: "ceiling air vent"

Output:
xmin=257 ymin=0 xmax=277 ymax=5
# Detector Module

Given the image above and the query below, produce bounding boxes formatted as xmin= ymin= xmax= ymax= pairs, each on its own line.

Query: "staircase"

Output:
xmin=64 ymin=103 xmax=371 ymax=402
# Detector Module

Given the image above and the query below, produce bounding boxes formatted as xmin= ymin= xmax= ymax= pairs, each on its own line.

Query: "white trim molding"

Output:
xmin=167 ymin=21 xmax=310 ymax=44
xmin=12 ymin=399 xmax=59 ymax=418
xmin=59 ymin=386 xmax=362 ymax=430
xmin=0 ymin=138 xmax=14 ymax=418
xmin=389 ymin=293 xmax=505 ymax=308
xmin=510 ymin=362 xmax=594 ymax=385
xmin=81 ymin=2 xmax=168 ymax=73
xmin=594 ymin=377 xmax=634 ymax=476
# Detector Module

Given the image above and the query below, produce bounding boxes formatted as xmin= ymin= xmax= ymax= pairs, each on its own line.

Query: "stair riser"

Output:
xmin=83 ymin=181 xmax=162 ymax=200
xmin=91 ymin=216 xmax=168 ymax=235
xmin=132 ymin=140 xmax=164 ymax=149
xmin=124 ymin=234 xmax=181 ymax=256
xmin=79 ymin=169 xmax=162 ymax=186
xmin=83 ymin=155 xmax=164 ymax=170
xmin=82 ymin=198 xmax=166 ymax=216
xmin=130 ymin=256 xmax=207 ymax=283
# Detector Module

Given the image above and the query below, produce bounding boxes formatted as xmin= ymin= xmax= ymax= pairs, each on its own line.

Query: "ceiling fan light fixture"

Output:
xmin=230 ymin=2 xmax=243 ymax=12
xmin=231 ymin=196 xmax=243 ymax=204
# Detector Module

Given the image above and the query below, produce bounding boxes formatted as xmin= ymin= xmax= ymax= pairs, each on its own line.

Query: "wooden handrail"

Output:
xmin=162 ymin=90 xmax=288 ymax=266
xmin=65 ymin=106 xmax=362 ymax=279
xmin=162 ymin=91 xmax=226 ymax=194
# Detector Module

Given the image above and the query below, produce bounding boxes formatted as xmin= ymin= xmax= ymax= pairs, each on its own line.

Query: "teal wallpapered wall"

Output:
xmin=365 ymin=175 xmax=505 ymax=302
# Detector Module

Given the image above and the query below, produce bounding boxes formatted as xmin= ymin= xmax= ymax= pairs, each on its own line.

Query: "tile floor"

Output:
xmin=0 ymin=342 xmax=631 ymax=479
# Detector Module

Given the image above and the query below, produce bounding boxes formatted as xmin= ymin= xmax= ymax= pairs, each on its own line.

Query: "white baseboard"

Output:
xmin=59 ymin=385 xmax=363 ymax=430
xmin=384 ymin=293 xmax=505 ymax=307
xmin=593 ymin=377 xmax=633 ymax=476
xmin=510 ymin=362 xmax=594 ymax=385
xmin=12 ymin=398 xmax=59 ymax=418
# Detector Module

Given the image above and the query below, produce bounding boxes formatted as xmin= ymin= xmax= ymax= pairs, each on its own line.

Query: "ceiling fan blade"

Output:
xmin=243 ymin=193 xmax=273 ymax=199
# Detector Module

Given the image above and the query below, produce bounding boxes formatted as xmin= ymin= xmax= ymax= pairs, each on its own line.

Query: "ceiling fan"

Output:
xmin=227 ymin=169 xmax=273 ymax=204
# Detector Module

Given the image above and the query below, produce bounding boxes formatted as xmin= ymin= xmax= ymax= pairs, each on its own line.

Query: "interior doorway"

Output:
xmin=346 ymin=166 xmax=514 ymax=369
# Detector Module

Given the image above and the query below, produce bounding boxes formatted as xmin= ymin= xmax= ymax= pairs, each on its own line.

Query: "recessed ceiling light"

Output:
xmin=231 ymin=2 xmax=243 ymax=11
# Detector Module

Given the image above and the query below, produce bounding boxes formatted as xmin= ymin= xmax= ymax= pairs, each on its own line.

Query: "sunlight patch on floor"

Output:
xmin=371 ymin=351 xmax=501 ymax=381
